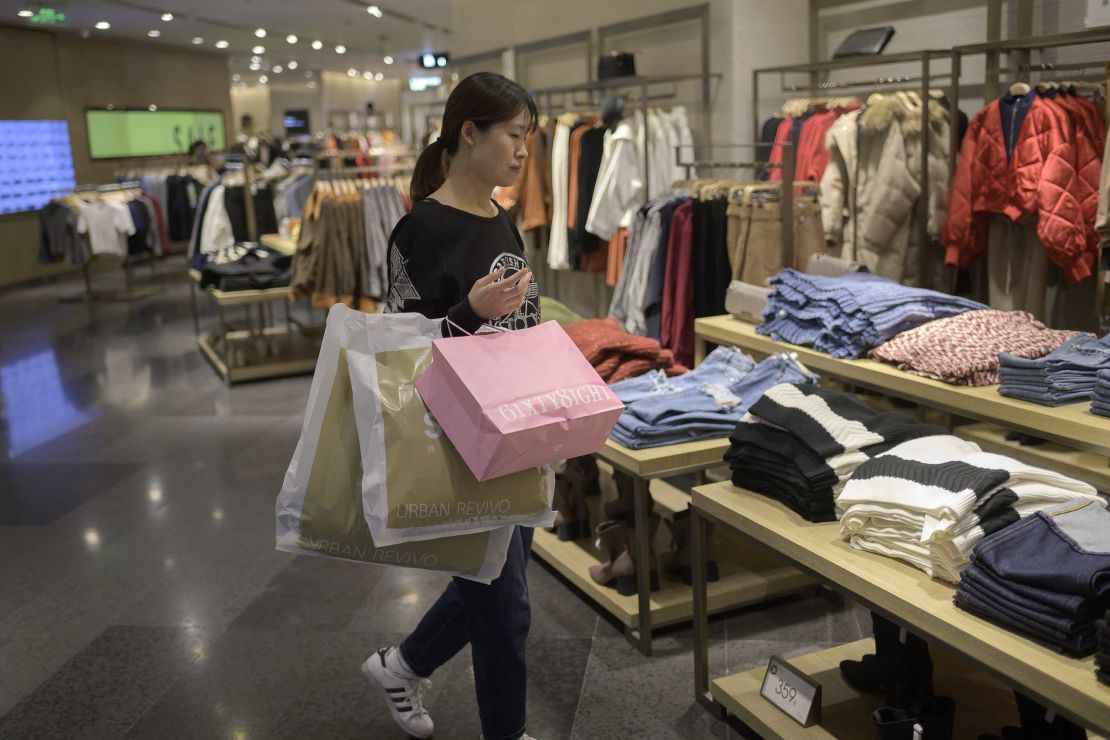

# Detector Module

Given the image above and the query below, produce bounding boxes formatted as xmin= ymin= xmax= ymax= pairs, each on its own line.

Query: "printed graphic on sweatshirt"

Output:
xmin=385 ymin=247 xmax=419 ymax=313
xmin=480 ymin=252 xmax=540 ymax=333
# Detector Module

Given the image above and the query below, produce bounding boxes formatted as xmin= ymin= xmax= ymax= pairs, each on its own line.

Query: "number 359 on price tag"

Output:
xmin=759 ymin=655 xmax=821 ymax=727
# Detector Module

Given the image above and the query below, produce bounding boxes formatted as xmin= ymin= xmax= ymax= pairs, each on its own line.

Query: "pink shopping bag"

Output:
xmin=415 ymin=320 xmax=624 ymax=481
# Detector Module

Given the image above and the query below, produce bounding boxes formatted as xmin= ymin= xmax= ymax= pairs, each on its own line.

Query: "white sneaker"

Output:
xmin=362 ymin=647 xmax=434 ymax=739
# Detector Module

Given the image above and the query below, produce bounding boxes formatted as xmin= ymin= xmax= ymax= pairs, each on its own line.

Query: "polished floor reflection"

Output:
xmin=0 ymin=260 xmax=867 ymax=739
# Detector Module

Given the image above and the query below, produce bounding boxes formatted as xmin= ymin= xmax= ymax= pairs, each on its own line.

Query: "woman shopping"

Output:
xmin=362 ymin=72 xmax=542 ymax=740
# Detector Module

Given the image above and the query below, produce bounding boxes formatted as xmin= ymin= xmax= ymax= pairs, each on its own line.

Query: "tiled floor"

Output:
xmin=0 ymin=260 xmax=868 ymax=739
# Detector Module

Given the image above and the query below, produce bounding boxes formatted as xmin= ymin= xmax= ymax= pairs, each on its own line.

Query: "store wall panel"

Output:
xmin=268 ymin=84 xmax=325 ymax=142
xmin=231 ymin=86 xmax=272 ymax=138
xmin=516 ymin=42 xmax=591 ymax=89
xmin=321 ymin=73 xmax=403 ymax=131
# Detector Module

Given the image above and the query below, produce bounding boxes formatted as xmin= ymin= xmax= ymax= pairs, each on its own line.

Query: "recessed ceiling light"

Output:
xmin=307 ymin=80 xmax=317 ymax=88
xmin=375 ymin=72 xmax=384 ymax=81
xmin=286 ymin=34 xmax=297 ymax=44
xmin=436 ymin=55 xmax=447 ymax=67
xmin=383 ymin=55 xmax=393 ymax=65
xmin=251 ymin=55 xmax=261 ymax=63
xmin=95 ymin=21 xmax=110 ymax=30
xmin=161 ymin=12 xmax=173 ymax=21
xmin=17 ymin=9 xmax=33 ymax=18
xmin=362 ymin=70 xmax=372 ymax=79
xmin=450 ymin=72 xmax=459 ymax=81
xmin=147 ymin=29 xmax=161 ymax=37
xmin=335 ymin=44 xmax=346 ymax=54
xmin=273 ymin=65 xmax=283 ymax=73
xmin=311 ymin=40 xmax=323 ymax=50
xmin=232 ymin=73 xmax=241 ymax=82
xmin=106 ymin=104 xmax=114 ymax=110
xmin=287 ymin=60 xmax=298 ymax=70
xmin=148 ymin=104 xmax=158 ymax=111
xmin=249 ymin=63 xmax=260 ymax=71
xmin=259 ymin=74 xmax=268 ymax=84
xmin=367 ymin=5 xmax=382 ymax=17
xmin=422 ymin=53 xmax=434 ymax=67
xmin=215 ymin=40 xmax=229 ymax=49
xmin=191 ymin=36 xmax=204 ymax=44
xmin=252 ymin=45 xmax=265 ymax=54
xmin=305 ymin=70 xmax=313 ymax=78
xmin=254 ymin=28 xmax=266 ymax=38
xmin=347 ymin=68 xmax=357 ymax=77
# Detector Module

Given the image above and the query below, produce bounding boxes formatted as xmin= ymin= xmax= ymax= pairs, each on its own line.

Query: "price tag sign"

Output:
xmin=759 ymin=655 xmax=821 ymax=727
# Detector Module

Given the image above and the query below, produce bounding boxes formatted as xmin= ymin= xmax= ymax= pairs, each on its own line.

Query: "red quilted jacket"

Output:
xmin=943 ymin=96 xmax=1096 ymax=284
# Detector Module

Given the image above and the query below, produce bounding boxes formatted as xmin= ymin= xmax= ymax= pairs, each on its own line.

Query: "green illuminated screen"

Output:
xmin=85 ymin=109 xmax=226 ymax=159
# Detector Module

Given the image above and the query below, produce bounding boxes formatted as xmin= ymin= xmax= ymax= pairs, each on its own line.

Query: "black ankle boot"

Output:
xmin=917 ymin=696 xmax=955 ymax=740
xmin=1015 ymin=692 xmax=1088 ymax=740
xmin=872 ymin=707 xmax=920 ymax=740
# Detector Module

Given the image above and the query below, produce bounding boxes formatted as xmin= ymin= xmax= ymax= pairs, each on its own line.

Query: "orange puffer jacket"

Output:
xmin=944 ymin=95 xmax=1096 ymax=284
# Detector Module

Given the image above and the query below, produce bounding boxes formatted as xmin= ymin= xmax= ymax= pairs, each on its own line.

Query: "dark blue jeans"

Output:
xmin=400 ymin=526 xmax=533 ymax=740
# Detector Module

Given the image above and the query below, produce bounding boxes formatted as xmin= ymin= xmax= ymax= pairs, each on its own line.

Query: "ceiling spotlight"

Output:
xmin=259 ymin=74 xmax=268 ymax=84
xmin=18 ymin=9 xmax=33 ymax=18
xmin=383 ymin=55 xmax=393 ymax=65
xmin=436 ymin=55 xmax=446 ymax=67
xmin=422 ymin=53 xmax=434 ymax=67
xmin=215 ymin=39 xmax=229 ymax=49
xmin=367 ymin=5 xmax=382 ymax=17
xmin=251 ymin=55 xmax=261 ymax=63
xmin=249 ymin=63 xmax=260 ymax=71
xmin=287 ymin=60 xmax=298 ymax=70
xmin=307 ymin=80 xmax=317 ymax=88
xmin=254 ymin=28 xmax=266 ymax=38
xmin=311 ymin=40 xmax=323 ymax=50
xmin=147 ymin=29 xmax=160 ymax=37
xmin=273 ymin=65 xmax=283 ymax=73
xmin=305 ymin=70 xmax=313 ymax=78
xmin=451 ymin=71 xmax=459 ymax=81
xmin=363 ymin=70 xmax=372 ymax=79
xmin=335 ymin=44 xmax=346 ymax=54
xmin=148 ymin=104 xmax=158 ymax=111
xmin=286 ymin=34 xmax=297 ymax=44
xmin=232 ymin=73 xmax=241 ymax=81
xmin=347 ymin=68 xmax=357 ymax=77
xmin=191 ymin=36 xmax=204 ymax=44
xmin=95 ymin=21 xmax=110 ymax=30
xmin=161 ymin=12 xmax=173 ymax=21
xmin=376 ymin=72 xmax=384 ymax=81
xmin=253 ymin=45 xmax=265 ymax=54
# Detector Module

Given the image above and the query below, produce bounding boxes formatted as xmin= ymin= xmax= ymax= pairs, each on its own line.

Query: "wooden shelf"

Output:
xmin=532 ymin=525 xmax=813 ymax=629
xmin=694 ymin=315 xmax=1110 ymax=456
xmin=692 ymin=481 xmax=1110 ymax=731
xmin=711 ymin=639 xmax=1016 ymax=739
xmin=188 ymin=269 xmax=294 ymax=305
xmin=598 ymin=437 xmax=731 ymax=479
xmin=955 ymin=423 xmax=1110 ymax=493
xmin=259 ymin=232 xmax=297 ymax=255
xmin=196 ymin=328 xmax=319 ymax=383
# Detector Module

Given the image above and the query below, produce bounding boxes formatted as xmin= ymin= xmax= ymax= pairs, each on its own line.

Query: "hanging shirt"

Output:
xmin=547 ymin=119 xmax=573 ymax=269
xmin=77 ymin=202 xmax=136 ymax=257
xmin=199 ymin=184 xmax=235 ymax=256
xmin=587 ymin=116 xmax=644 ymax=240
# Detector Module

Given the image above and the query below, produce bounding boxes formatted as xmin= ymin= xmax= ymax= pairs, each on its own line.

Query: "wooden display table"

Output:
xmin=532 ymin=438 xmax=812 ymax=656
xmin=690 ymin=482 xmax=1110 ymax=734
xmin=187 ymin=269 xmax=321 ymax=383
xmin=694 ymin=315 xmax=1110 ymax=457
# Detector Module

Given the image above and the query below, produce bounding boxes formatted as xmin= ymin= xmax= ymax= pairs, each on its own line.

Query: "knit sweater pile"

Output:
xmin=564 ymin=317 xmax=687 ymax=382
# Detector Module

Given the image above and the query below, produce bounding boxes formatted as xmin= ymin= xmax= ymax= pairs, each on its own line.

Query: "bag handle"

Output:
xmin=445 ymin=316 xmax=475 ymax=337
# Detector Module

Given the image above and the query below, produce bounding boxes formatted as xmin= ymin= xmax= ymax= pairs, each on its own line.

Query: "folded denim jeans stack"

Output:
xmin=564 ymin=317 xmax=688 ymax=383
xmin=608 ymin=348 xmax=817 ymax=450
xmin=998 ymin=333 xmax=1110 ymax=407
xmin=869 ymin=309 xmax=1079 ymax=386
xmin=1097 ymin=617 xmax=1110 ymax=685
xmin=725 ymin=384 xmax=946 ymax=522
xmin=839 ymin=436 xmax=1102 ymax=584
xmin=954 ymin=499 xmax=1110 ymax=657
xmin=1091 ymin=369 xmax=1110 ymax=418
xmin=757 ymin=269 xmax=986 ymax=359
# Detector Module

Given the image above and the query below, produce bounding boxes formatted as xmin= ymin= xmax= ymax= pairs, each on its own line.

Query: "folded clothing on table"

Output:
xmin=564 ymin=317 xmax=687 ymax=383
xmin=955 ymin=499 xmax=1110 ymax=657
xmin=608 ymin=346 xmax=754 ymax=404
xmin=757 ymin=268 xmax=986 ymax=359
xmin=838 ymin=436 xmax=1102 ymax=586
xmin=869 ymin=309 xmax=1079 ymax=386
xmin=725 ymin=383 xmax=946 ymax=522
xmin=609 ymin=351 xmax=816 ymax=450
xmin=197 ymin=245 xmax=292 ymax=291
xmin=1094 ymin=370 xmax=1110 ymax=418
xmin=998 ymin=333 xmax=1110 ymax=407
xmin=1098 ymin=616 xmax=1110 ymax=683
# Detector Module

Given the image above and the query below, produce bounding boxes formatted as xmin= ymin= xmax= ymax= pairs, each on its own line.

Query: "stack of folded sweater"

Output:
xmin=954 ymin=499 xmax=1110 ymax=657
xmin=839 ymin=435 xmax=1102 ymax=584
xmin=758 ymin=269 xmax=986 ymax=359
xmin=1093 ymin=370 xmax=1110 ymax=418
xmin=998 ymin=333 xmax=1110 ymax=406
xmin=725 ymin=384 xmax=945 ymax=522
xmin=565 ymin=317 xmax=688 ymax=383
xmin=1097 ymin=617 xmax=1110 ymax=684
xmin=869 ymin=310 xmax=1079 ymax=386
xmin=609 ymin=348 xmax=816 ymax=450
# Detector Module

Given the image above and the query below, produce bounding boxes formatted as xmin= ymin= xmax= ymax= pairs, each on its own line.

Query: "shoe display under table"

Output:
xmin=690 ymin=482 xmax=1110 ymax=735
xmin=531 ymin=437 xmax=813 ymax=656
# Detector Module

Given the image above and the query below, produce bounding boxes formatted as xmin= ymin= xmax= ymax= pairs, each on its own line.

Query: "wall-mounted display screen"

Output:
xmin=283 ymin=109 xmax=310 ymax=135
xmin=84 ymin=109 xmax=226 ymax=159
xmin=0 ymin=119 xmax=77 ymax=215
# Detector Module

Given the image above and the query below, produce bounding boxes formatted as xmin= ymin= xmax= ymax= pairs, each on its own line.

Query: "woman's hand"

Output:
xmin=467 ymin=266 xmax=533 ymax=320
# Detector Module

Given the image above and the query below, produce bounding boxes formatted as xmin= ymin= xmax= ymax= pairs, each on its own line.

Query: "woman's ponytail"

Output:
xmin=410 ymin=139 xmax=447 ymax=203
xmin=407 ymin=72 xmax=538 ymax=203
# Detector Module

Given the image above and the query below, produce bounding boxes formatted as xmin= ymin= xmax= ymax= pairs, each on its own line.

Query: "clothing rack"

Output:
xmin=675 ymin=142 xmax=797 ymax=269
xmin=754 ymin=50 xmax=952 ymax=289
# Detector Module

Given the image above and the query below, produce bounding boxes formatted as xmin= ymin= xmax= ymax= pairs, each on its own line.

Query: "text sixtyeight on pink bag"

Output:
xmin=415 ymin=321 xmax=624 ymax=481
